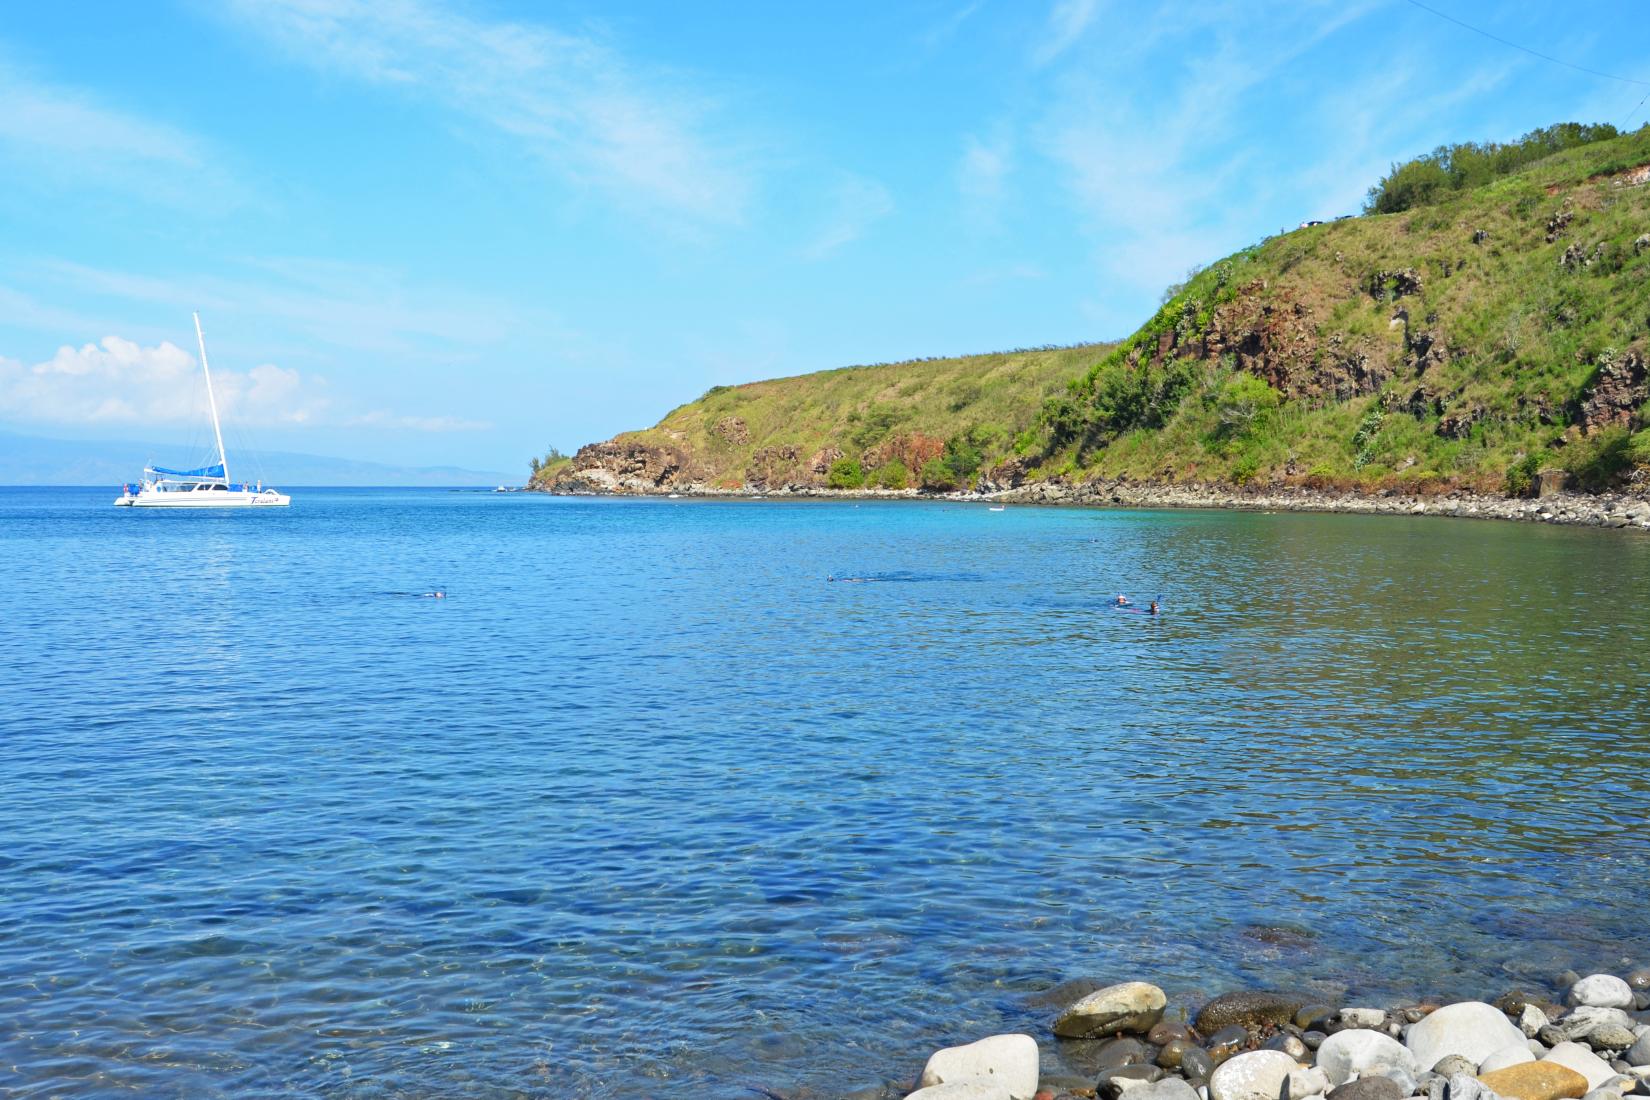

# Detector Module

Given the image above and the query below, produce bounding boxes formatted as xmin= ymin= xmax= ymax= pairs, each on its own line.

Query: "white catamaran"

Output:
xmin=114 ymin=314 xmax=291 ymax=508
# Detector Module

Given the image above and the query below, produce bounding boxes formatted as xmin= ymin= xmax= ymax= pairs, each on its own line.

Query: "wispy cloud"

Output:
xmin=0 ymin=56 xmax=241 ymax=209
xmin=1032 ymin=0 xmax=1101 ymax=65
xmin=346 ymin=410 xmax=492 ymax=432
xmin=959 ymin=127 xmax=1015 ymax=230
xmin=221 ymin=0 xmax=753 ymax=226
xmin=801 ymin=174 xmax=895 ymax=260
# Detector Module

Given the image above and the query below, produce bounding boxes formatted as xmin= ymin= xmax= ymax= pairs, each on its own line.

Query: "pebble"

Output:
xmin=1626 ymin=1032 xmax=1650 ymax=1066
xmin=1303 ymin=1032 xmax=1328 ymax=1052
xmin=1590 ymin=1025 xmax=1638 ymax=1052
xmin=1096 ymin=1065 xmax=1165 ymax=1100
xmin=1341 ymin=1009 xmax=1388 ymax=1029
xmin=1093 ymin=1038 xmax=1154 ymax=1069
xmin=1437 ymin=1055 xmax=1481 ymax=1076
xmin=1158 ymin=1040 xmax=1192 ymax=1070
xmin=1130 ymin=1080 xmax=1201 ymax=1100
xmin=1297 ymin=1007 xmax=1336 ymax=1031
xmin=1326 ymin=1078 xmax=1406 ymax=1100
xmin=1627 ymin=971 xmax=1650 ymax=993
xmin=1263 ymin=1034 xmax=1309 ymax=1060
xmin=1206 ymin=1026 xmax=1250 ymax=1062
xmin=1180 ymin=1046 xmax=1217 ymax=1082
xmin=1522 ymin=1007 xmax=1552 ymax=1038
xmin=1150 ymin=1022 xmax=1192 ymax=1046
xmin=1573 ymin=978 xmax=1637 ymax=1011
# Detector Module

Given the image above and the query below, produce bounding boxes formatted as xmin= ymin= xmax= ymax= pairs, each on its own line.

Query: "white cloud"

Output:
xmin=0 ymin=336 xmax=328 ymax=426
xmin=221 ymin=0 xmax=752 ymax=225
xmin=801 ymin=175 xmax=895 ymax=260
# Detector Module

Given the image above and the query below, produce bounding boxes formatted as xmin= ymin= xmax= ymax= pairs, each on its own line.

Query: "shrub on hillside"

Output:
xmin=869 ymin=460 xmax=909 ymax=490
xmin=919 ymin=456 xmax=958 ymax=490
xmin=827 ymin=456 xmax=865 ymax=489
xmin=1366 ymin=122 xmax=1620 ymax=214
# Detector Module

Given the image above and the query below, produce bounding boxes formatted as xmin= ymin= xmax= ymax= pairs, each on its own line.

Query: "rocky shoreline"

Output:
xmin=879 ymin=971 xmax=1650 ymax=1100
xmin=537 ymin=479 xmax=1650 ymax=531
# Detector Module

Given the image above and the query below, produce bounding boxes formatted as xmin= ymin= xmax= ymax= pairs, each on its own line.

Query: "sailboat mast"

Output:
xmin=192 ymin=312 xmax=229 ymax=484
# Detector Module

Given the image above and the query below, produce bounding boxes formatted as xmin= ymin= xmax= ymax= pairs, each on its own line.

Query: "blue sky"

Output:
xmin=2 ymin=0 xmax=1647 ymax=474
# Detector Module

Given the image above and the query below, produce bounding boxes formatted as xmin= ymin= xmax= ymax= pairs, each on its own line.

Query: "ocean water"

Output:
xmin=2 ymin=486 xmax=1648 ymax=1098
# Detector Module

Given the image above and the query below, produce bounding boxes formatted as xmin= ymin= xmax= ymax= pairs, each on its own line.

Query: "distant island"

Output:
xmin=0 ymin=430 xmax=514 ymax=487
xmin=533 ymin=122 xmax=1650 ymax=512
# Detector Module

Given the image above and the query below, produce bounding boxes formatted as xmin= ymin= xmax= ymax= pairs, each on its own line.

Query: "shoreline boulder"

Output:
xmin=920 ymin=1034 xmax=1039 ymax=1100
xmin=1055 ymin=982 xmax=1168 ymax=1039
xmin=1196 ymin=992 xmax=1306 ymax=1034
xmin=1406 ymin=1002 xmax=1527 ymax=1069
xmin=1209 ymin=1050 xmax=1303 ymax=1100
xmin=1317 ymin=1029 xmax=1419 ymax=1087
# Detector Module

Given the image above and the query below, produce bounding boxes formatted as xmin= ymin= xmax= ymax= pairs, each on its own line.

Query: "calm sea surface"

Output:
xmin=2 ymin=487 xmax=1648 ymax=1097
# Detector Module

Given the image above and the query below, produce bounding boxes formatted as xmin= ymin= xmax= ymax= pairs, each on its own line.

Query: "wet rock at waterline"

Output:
xmin=1195 ymin=992 xmax=1307 ymax=1034
xmin=1053 ymin=982 xmax=1168 ymax=1039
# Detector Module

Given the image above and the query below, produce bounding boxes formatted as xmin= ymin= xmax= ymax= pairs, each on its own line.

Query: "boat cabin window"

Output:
xmin=212 ymin=483 xmax=228 ymax=490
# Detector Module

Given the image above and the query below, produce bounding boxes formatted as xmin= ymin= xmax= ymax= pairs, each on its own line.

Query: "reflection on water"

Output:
xmin=1 ymin=489 xmax=1647 ymax=1097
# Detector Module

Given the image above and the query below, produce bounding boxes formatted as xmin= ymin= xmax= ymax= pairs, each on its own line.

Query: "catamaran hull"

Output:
xmin=126 ymin=491 xmax=290 ymax=508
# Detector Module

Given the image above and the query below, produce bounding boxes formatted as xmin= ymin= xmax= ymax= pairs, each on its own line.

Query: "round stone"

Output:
xmin=1209 ymin=1051 xmax=1301 ymax=1100
xmin=1405 ymin=1001 xmax=1528 ymax=1069
xmin=1316 ymin=1029 xmax=1419 ymax=1088
xmin=1570 ymin=977 xmax=1635 ymax=1011
xmin=1195 ymin=993 xmax=1306 ymax=1034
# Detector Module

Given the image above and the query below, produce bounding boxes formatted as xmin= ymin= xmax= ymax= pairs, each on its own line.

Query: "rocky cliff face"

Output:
xmin=547 ymin=439 xmax=692 ymax=494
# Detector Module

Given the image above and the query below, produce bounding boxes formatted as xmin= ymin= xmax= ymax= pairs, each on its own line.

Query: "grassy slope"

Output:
xmin=583 ymin=344 xmax=1111 ymax=488
xmin=1043 ymin=127 xmax=1650 ymax=492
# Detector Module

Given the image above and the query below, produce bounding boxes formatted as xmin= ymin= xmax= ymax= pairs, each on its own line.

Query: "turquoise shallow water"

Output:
xmin=2 ymin=487 xmax=1648 ymax=1097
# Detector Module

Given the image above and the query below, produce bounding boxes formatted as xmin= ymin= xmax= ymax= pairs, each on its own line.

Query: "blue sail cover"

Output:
xmin=146 ymin=463 xmax=226 ymax=478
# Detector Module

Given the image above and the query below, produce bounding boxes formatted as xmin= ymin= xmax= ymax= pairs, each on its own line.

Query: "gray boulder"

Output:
xmin=1626 ymin=1031 xmax=1650 ymax=1065
xmin=1405 ymin=1002 xmax=1527 ymax=1069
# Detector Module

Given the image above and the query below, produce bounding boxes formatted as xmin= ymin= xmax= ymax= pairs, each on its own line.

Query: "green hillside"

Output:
xmin=540 ymin=123 xmax=1650 ymax=497
xmin=1040 ymin=123 xmax=1650 ymax=494
xmin=534 ymin=344 xmax=1111 ymax=492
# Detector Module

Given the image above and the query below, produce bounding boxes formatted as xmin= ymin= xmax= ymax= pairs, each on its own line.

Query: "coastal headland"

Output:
xmin=533 ymin=124 xmax=1650 ymax=520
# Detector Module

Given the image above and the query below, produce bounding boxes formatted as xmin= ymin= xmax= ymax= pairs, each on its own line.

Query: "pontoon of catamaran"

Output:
xmin=114 ymin=313 xmax=291 ymax=508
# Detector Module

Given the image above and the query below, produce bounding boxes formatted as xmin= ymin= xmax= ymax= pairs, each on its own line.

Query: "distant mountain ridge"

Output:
xmin=0 ymin=430 xmax=514 ymax=486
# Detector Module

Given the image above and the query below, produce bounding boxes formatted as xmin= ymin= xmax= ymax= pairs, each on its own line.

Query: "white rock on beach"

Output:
xmin=1520 ymin=1005 xmax=1550 ymax=1038
xmin=1341 ymin=1009 xmax=1388 ymax=1029
xmin=1405 ymin=1001 xmax=1527 ymax=1069
xmin=907 ymin=1080 xmax=1014 ymax=1100
xmin=920 ymin=1035 xmax=1038 ymax=1100
xmin=1569 ymin=975 xmax=1634 ymax=1010
xmin=1316 ymin=1029 xmax=1418 ymax=1087
xmin=1479 ymin=1044 xmax=1537 ymax=1073
xmin=1543 ymin=1041 xmax=1617 ymax=1090
xmin=1209 ymin=1050 xmax=1302 ymax=1100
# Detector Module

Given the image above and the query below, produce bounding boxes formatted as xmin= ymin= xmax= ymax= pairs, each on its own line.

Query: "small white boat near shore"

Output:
xmin=114 ymin=314 xmax=290 ymax=509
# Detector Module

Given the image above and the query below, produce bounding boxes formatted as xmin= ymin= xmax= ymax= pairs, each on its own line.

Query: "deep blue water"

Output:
xmin=2 ymin=487 xmax=1648 ymax=1098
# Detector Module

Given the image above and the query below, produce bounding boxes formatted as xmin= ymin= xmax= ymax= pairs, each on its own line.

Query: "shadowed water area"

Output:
xmin=2 ymin=487 xmax=1647 ymax=1097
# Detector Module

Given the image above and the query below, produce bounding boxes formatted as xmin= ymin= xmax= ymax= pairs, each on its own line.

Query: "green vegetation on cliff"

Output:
xmin=535 ymin=345 xmax=1109 ymax=491
xmin=542 ymin=123 xmax=1650 ymax=497
xmin=1041 ymin=124 xmax=1650 ymax=494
